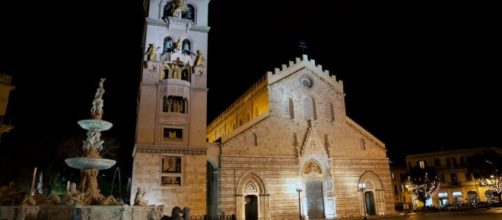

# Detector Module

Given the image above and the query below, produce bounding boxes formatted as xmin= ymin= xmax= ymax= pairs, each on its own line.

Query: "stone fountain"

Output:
xmin=0 ymin=79 xmax=165 ymax=220
xmin=64 ymin=78 xmax=120 ymax=205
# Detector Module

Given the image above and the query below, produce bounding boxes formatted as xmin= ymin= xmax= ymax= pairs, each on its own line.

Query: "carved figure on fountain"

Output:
xmin=134 ymin=187 xmax=148 ymax=206
xmin=90 ymin=78 xmax=106 ymax=119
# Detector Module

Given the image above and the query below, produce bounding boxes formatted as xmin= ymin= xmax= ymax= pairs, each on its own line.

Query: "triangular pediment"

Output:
xmin=300 ymin=124 xmax=328 ymax=157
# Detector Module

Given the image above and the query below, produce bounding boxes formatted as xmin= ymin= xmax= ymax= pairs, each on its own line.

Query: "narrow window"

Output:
xmin=325 ymin=103 xmax=334 ymax=122
xmin=283 ymin=98 xmax=294 ymax=119
xmin=303 ymin=96 xmax=315 ymax=120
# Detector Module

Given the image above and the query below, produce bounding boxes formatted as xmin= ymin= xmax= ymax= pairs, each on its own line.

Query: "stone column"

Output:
xmin=235 ymin=194 xmax=243 ymax=220
xmin=259 ymin=193 xmax=270 ymax=220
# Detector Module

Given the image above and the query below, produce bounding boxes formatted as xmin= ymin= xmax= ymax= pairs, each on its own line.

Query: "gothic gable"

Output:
xmin=300 ymin=123 xmax=329 ymax=158
xmin=267 ymin=54 xmax=344 ymax=97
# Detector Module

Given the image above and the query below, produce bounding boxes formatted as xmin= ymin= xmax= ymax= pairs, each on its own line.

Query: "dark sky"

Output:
xmin=0 ymin=0 xmax=500 ymax=180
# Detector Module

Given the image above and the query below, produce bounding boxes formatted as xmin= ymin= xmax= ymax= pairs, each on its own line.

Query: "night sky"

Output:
xmin=0 ymin=0 xmax=500 ymax=182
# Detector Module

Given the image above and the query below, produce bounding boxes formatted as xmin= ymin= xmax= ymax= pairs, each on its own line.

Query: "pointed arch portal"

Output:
xmin=358 ymin=171 xmax=386 ymax=216
xmin=236 ymin=172 xmax=270 ymax=220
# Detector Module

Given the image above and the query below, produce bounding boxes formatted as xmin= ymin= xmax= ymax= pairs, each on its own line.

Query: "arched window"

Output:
xmin=163 ymin=36 xmax=174 ymax=54
xmin=182 ymin=4 xmax=195 ymax=22
xmin=325 ymin=102 xmax=334 ymax=122
xmin=164 ymin=95 xmax=186 ymax=113
xmin=162 ymin=1 xmax=173 ymax=21
xmin=283 ymin=98 xmax=294 ymax=119
xmin=182 ymin=39 xmax=191 ymax=55
xmin=252 ymin=133 xmax=257 ymax=146
xmin=303 ymin=96 xmax=315 ymax=120
xmin=360 ymin=138 xmax=366 ymax=150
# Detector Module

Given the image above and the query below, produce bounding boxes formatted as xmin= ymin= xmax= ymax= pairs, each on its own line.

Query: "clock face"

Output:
xmin=301 ymin=77 xmax=313 ymax=88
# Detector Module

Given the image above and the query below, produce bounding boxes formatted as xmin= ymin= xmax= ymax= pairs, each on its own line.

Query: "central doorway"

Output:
xmin=245 ymin=195 xmax=258 ymax=220
xmin=306 ymin=180 xmax=324 ymax=218
xmin=365 ymin=191 xmax=376 ymax=215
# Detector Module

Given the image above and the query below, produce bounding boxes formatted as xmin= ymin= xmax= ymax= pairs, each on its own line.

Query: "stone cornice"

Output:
xmin=134 ymin=144 xmax=207 ymax=155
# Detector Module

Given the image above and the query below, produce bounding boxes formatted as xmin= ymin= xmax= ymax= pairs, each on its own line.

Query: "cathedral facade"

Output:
xmin=207 ymin=55 xmax=395 ymax=219
xmin=132 ymin=0 xmax=395 ymax=219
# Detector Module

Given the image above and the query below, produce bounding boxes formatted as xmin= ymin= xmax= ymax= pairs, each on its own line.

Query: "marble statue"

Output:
xmin=63 ymin=182 xmax=85 ymax=205
xmin=83 ymin=129 xmax=104 ymax=155
xmin=170 ymin=0 xmax=188 ymax=17
xmin=90 ymin=78 xmax=106 ymax=119
xmin=134 ymin=187 xmax=148 ymax=206
xmin=145 ymin=44 xmax=159 ymax=61
xmin=193 ymin=50 xmax=205 ymax=67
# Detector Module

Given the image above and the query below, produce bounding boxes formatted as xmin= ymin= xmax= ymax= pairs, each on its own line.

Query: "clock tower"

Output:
xmin=132 ymin=0 xmax=210 ymax=214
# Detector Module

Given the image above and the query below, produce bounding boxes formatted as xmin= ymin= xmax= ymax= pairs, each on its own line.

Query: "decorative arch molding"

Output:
xmin=236 ymin=171 xmax=267 ymax=194
xmin=299 ymin=156 xmax=330 ymax=180
xmin=358 ymin=170 xmax=386 ymax=216
xmin=358 ymin=171 xmax=384 ymax=190
xmin=235 ymin=171 xmax=270 ymax=220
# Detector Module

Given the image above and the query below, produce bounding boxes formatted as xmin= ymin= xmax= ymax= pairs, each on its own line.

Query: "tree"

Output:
xmin=405 ymin=166 xmax=440 ymax=204
xmin=467 ymin=149 xmax=502 ymax=202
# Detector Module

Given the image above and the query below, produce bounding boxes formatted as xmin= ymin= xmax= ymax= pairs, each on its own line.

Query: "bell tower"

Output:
xmin=132 ymin=0 xmax=209 ymax=214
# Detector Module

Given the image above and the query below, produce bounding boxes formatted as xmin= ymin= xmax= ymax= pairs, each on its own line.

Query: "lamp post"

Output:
xmin=358 ymin=183 xmax=367 ymax=220
xmin=296 ymin=188 xmax=302 ymax=220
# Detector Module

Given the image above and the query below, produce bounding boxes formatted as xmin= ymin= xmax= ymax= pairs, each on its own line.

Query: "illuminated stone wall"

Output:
xmin=213 ymin=55 xmax=395 ymax=219
xmin=133 ymin=149 xmax=207 ymax=215
xmin=207 ymin=76 xmax=269 ymax=143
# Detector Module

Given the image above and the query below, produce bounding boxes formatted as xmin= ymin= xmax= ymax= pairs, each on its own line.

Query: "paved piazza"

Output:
xmin=367 ymin=209 xmax=502 ymax=220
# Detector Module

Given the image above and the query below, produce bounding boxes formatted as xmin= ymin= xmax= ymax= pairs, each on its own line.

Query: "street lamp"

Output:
xmin=296 ymin=187 xmax=302 ymax=220
xmin=358 ymin=183 xmax=367 ymax=220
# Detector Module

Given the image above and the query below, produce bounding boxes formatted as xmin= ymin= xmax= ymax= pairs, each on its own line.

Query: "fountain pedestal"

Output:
xmin=63 ymin=78 xmax=121 ymax=205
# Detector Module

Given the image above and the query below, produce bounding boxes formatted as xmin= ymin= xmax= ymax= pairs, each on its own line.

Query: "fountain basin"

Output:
xmin=78 ymin=119 xmax=113 ymax=131
xmin=65 ymin=157 xmax=116 ymax=170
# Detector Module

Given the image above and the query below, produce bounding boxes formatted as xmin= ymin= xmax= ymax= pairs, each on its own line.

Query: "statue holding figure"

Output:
xmin=83 ymin=129 xmax=104 ymax=155
xmin=145 ymin=44 xmax=159 ymax=61
xmin=134 ymin=187 xmax=148 ymax=206
xmin=170 ymin=0 xmax=188 ymax=17
xmin=90 ymin=78 xmax=106 ymax=119
xmin=193 ymin=50 xmax=205 ymax=67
